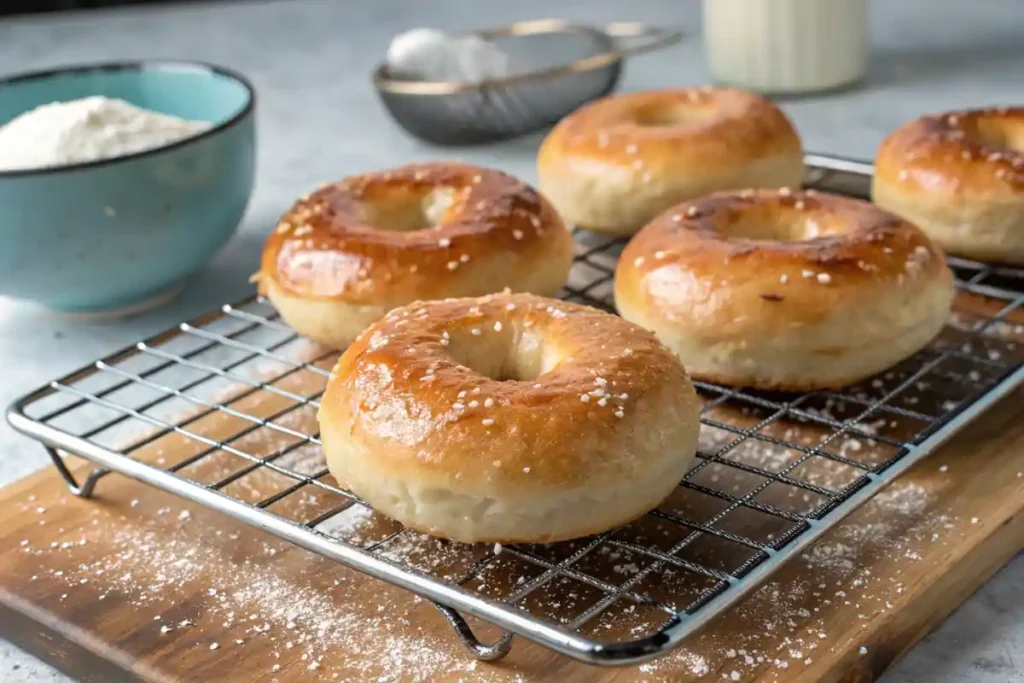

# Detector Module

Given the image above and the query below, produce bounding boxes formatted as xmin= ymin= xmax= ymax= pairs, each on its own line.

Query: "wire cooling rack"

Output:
xmin=8 ymin=155 xmax=1024 ymax=666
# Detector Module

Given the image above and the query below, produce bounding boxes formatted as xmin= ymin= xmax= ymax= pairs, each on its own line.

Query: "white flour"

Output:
xmin=0 ymin=96 xmax=211 ymax=171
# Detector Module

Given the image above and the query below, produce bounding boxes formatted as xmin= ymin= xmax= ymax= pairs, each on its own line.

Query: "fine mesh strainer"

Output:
xmin=373 ymin=18 xmax=682 ymax=145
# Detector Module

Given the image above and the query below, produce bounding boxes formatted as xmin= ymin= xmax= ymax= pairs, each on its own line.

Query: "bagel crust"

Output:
xmin=318 ymin=293 xmax=700 ymax=544
xmin=872 ymin=107 xmax=1024 ymax=263
xmin=258 ymin=163 xmax=574 ymax=348
xmin=615 ymin=190 xmax=955 ymax=391
xmin=537 ymin=87 xmax=805 ymax=235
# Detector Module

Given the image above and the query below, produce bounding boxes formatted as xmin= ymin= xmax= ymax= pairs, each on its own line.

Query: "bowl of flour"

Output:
xmin=0 ymin=61 xmax=255 ymax=314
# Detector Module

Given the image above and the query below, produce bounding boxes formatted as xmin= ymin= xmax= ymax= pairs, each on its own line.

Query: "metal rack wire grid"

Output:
xmin=8 ymin=155 xmax=1024 ymax=666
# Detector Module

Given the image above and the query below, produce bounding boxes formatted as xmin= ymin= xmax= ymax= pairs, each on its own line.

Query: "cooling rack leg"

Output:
xmin=45 ymin=446 xmax=109 ymax=498
xmin=431 ymin=602 xmax=514 ymax=661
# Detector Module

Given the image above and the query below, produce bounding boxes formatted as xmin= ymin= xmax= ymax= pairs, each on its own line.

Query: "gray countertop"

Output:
xmin=1 ymin=0 xmax=1022 ymax=681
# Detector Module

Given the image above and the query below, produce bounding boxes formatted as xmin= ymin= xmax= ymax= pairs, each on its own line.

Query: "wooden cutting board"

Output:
xmin=2 ymin=378 xmax=1023 ymax=683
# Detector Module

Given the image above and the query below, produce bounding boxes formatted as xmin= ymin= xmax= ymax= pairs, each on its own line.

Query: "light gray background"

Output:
xmin=0 ymin=0 xmax=1021 ymax=681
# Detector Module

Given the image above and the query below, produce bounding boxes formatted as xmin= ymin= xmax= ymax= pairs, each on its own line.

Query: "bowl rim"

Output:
xmin=0 ymin=59 xmax=256 ymax=178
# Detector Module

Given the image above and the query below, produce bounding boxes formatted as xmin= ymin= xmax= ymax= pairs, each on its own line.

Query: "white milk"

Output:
xmin=703 ymin=0 xmax=868 ymax=94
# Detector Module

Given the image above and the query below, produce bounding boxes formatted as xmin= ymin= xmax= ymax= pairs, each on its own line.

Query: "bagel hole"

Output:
xmin=446 ymin=328 xmax=554 ymax=382
xmin=972 ymin=118 xmax=1024 ymax=153
xmin=720 ymin=212 xmax=846 ymax=242
xmin=363 ymin=187 xmax=457 ymax=232
xmin=632 ymin=102 xmax=716 ymax=128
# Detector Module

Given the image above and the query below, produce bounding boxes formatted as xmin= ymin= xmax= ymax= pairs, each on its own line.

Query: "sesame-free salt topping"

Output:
xmin=512 ymin=229 xmax=523 ymax=240
xmin=438 ymin=237 xmax=451 ymax=247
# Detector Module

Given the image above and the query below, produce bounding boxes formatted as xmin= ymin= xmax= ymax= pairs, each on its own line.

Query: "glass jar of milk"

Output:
xmin=703 ymin=0 xmax=868 ymax=94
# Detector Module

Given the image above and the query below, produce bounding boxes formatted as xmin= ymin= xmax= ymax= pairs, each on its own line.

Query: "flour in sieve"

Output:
xmin=0 ymin=96 xmax=211 ymax=171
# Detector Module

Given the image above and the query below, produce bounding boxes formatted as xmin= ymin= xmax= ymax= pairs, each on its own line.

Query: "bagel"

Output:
xmin=615 ymin=189 xmax=955 ymax=390
xmin=258 ymin=163 xmax=574 ymax=348
xmin=318 ymin=292 xmax=700 ymax=544
xmin=873 ymin=106 xmax=1024 ymax=264
xmin=537 ymin=87 xmax=805 ymax=235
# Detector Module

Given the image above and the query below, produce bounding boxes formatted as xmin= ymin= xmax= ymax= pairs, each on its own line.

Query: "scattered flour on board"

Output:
xmin=638 ymin=649 xmax=710 ymax=677
xmin=19 ymin=520 xmax=497 ymax=682
xmin=802 ymin=482 xmax=938 ymax=573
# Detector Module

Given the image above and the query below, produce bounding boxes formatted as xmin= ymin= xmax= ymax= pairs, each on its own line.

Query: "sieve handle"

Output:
xmin=603 ymin=22 xmax=683 ymax=58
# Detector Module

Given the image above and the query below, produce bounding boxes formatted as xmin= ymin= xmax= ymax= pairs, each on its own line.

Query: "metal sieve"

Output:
xmin=372 ymin=18 xmax=682 ymax=145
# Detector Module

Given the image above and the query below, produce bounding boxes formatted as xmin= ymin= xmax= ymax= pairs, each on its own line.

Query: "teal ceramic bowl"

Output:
xmin=0 ymin=61 xmax=255 ymax=314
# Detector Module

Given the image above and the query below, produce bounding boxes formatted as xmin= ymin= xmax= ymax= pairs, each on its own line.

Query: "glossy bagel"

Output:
xmin=873 ymin=107 xmax=1024 ymax=263
xmin=538 ymin=87 xmax=805 ymax=235
xmin=258 ymin=163 xmax=574 ymax=348
xmin=615 ymin=189 xmax=955 ymax=390
xmin=318 ymin=292 xmax=700 ymax=544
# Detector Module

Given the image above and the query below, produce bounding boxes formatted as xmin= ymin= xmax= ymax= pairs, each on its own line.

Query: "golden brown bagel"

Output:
xmin=873 ymin=107 xmax=1024 ymax=264
xmin=258 ymin=163 xmax=574 ymax=348
xmin=615 ymin=190 xmax=955 ymax=390
xmin=318 ymin=292 xmax=700 ymax=544
xmin=537 ymin=87 xmax=805 ymax=235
